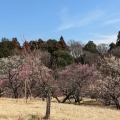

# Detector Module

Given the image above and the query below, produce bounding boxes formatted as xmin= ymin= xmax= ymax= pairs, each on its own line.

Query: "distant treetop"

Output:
xmin=58 ymin=36 xmax=68 ymax=50
xmin=83 ymin=41 xmax=98 ymax=53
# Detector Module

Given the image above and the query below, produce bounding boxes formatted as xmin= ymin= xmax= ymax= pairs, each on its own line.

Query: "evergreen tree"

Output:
xmin=116 ymin=31 xmax=120 ymax=46
xmin=84 ymin=41 xmax=98 ymax=53
xmin=58 ymin=36 xmax=68 ymax=50
xmin=52 ymin=50 xmax=74 ymax=69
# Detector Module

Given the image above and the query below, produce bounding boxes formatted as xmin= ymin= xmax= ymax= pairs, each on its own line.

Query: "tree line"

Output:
xmin=0 ymin=32 xmax=120 ymax=119
xmin=0 ymin=35 xmax=109 ymax=69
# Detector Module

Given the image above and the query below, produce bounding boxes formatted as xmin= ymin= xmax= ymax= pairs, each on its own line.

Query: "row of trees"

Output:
xmin=0 ymin=37 xmax=21 ymax=58
xmin=0 ymin=35 xmax=109 ymax=68
xmin=0 ymin=43 xmax=120 ymax=101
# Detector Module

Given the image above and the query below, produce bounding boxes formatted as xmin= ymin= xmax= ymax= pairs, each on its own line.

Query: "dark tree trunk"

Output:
xmin=54 ymin=97 xmax=61 ymax=103
xmin=0 ymin=89 xmax=3 ymax=98
xmin=44 ymin=90 xmax=51 ymax=120
xmin=111 ymin=95 xmax=120 ymax=109
xmin=76 ymin=96 xmax=80 ymax=105
xmin=114 ymin=99 xmax=120 ymax=109
xmin=13 ymin=89 xmax=19 ymax=99
xmin=115 ymin=102 xmax=120 ymax=109
xmin=74 ymin=94 xmax=81 ymax=105
xmin=61 ymin=95 xmax=70 ymax=103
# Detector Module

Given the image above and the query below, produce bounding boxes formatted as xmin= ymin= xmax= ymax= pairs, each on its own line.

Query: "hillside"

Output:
xmin=0 ymin=98 xmax=120 ymax=120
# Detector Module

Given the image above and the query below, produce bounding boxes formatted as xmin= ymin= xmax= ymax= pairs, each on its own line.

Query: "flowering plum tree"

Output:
xmin=57 ymin=63 xmax=96 ymax=104
xmin=0 ymin=56 xmax=24 ymax=98
xmin=21 ymin=41 xmax=55 ymax=119
xmin=97 ymin=54 xmax=120 ymax=109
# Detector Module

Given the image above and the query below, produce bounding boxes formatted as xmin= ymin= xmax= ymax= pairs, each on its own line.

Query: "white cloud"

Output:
xmin=58 ymin=9 xmax=105 ymax=31
xmin=104 ymin=18 xmax=120 ymax=25
xmin=91 ymin=34 xmax=117 ymax=45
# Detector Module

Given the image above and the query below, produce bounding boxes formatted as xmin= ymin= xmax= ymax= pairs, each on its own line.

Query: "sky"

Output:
xmin=0 ymin=0 xmax=120 ymax=45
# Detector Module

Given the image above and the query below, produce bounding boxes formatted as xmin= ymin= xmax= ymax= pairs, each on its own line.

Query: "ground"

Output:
xmin=0 ymin=97 xmax=120 ymax=120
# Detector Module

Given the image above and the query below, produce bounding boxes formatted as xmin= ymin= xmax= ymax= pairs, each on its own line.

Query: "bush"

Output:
xmin=27 ymin=114 xmax=42 ymax=120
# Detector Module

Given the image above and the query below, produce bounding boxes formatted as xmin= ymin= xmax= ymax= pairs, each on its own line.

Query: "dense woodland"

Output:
xmin=0 ymin=31 xmax=120 ymax=119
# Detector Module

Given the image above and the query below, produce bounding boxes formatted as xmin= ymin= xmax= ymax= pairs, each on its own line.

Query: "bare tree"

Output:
xmin=69 ymin=40 xmax=84 ymax=59
xmin=96 ymin=44 xmax=109 ymax=55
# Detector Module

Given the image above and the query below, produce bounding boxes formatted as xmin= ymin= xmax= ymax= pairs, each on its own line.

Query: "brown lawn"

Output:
xmin=0 ymin=97 xmax=120 ymax=120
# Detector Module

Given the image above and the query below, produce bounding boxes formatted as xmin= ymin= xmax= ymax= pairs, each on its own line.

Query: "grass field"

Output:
xmin=0 ymin=97 xmax=120 ymax=120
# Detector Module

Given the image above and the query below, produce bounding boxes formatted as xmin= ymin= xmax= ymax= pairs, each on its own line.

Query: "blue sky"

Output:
xmin=0 ymin=0 xmax=120 ymax=45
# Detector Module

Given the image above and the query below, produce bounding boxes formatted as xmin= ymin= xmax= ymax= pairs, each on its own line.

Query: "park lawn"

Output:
xmin=0 ymin=97 xmax=120 ymax=120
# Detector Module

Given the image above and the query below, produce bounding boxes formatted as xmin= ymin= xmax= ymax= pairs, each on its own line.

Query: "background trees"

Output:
xmin=96 ymin=43 xmax=109 ymax=55
xmin=0 ymin=32 xmax=120 ymax=111
xmin=108 ymin=31 xmax=120 ymax=58
xmin=0 ymin=37 xmax=21 ymax=58
xmin=69 ymin=40 xmax=84 ymax=59
xmin=83 ymin=41 xmax=98 ymax=53
xmin=51 ymin=50 xmax=74 ymax=69
xmin=116 ymin=31 xmax=120 ymax=46
xmin=58 ymin=36 xmax=68 ymax=50
xmin=68 ymin=40 xmax=85 ymax=64
xmin=47 ymin=39 xmax=59 ymax=53
xmin=82 ymin=51 xmax=99 ymax=65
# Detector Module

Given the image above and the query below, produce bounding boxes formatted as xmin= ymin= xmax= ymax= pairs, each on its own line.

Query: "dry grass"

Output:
xmin=0 ymin=97 xmax=120 ymax=120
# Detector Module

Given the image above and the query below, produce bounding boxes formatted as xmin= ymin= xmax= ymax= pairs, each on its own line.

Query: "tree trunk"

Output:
xmin=14 ymin=92 xmax=18 ymax=99
xmin=54 ymin=97 xmax=61 ymax=103
xmin=25 ymin=79 xmax=27 ymax=104
xmin=61 ymin=95 xmax=70 ymax=103
xmin=114 ymin=99 xmax=120 ymax=109
xmin=13 ymin=89 xmax=19 ymax=99
xmin=74 ymin=94 xmax=81 ymax=105
xmin=111 ymin=95 xmax=120 ymax=109
xmin=115 ymin=102 xmax=120 ymax=109
xmin=44 ymin=90 xmax=51 ymax=120
xmin=76 ymin=96 xmax=80 ymax=105
xmin=0 ymin=89 xmax=3 ymax=98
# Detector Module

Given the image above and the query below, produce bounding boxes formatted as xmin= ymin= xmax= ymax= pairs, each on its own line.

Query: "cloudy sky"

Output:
xmin=0 ymin=0 xmax=120 ymax=45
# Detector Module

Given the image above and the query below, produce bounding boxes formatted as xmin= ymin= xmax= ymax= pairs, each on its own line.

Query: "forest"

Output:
xmin=0 ymin=31 xmax=120 ymax=119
